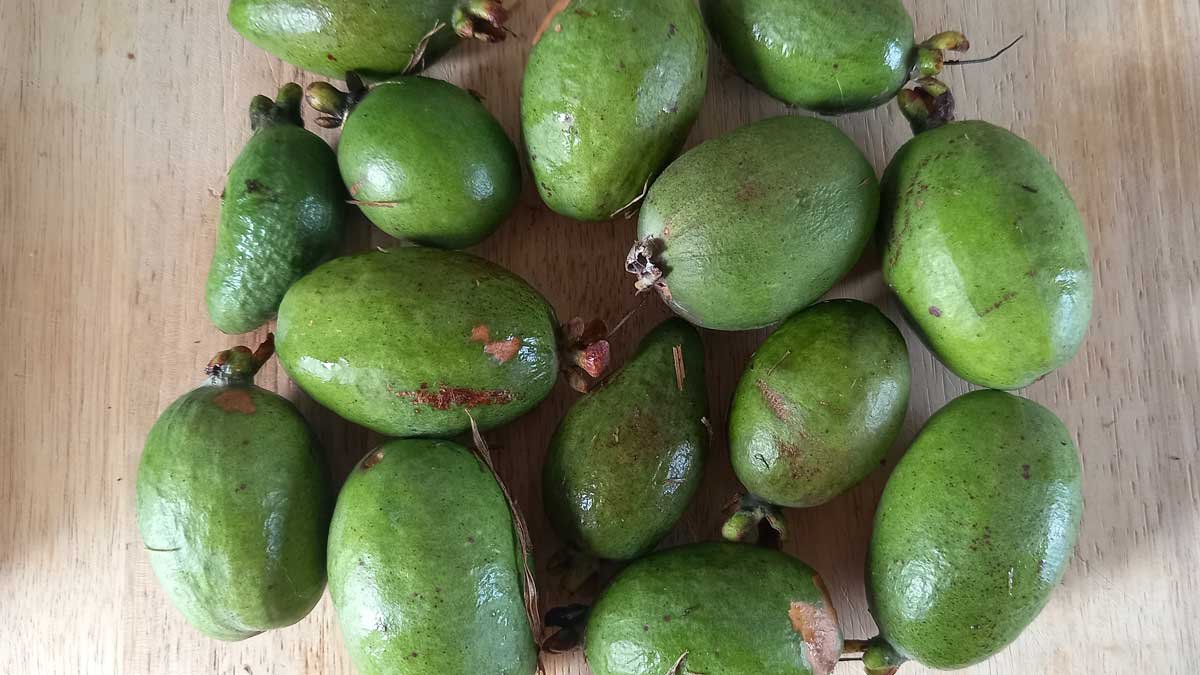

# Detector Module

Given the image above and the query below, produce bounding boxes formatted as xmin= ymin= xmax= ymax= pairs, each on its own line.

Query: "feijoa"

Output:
xmin=136 ymin=338 xmax=330 ymax=641
xmin=205 ymin=84 xmax=344 ymax=335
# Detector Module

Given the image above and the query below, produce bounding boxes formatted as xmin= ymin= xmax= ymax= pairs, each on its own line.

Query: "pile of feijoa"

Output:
xmin=137 ymin=1 xmax=1092 ymax=673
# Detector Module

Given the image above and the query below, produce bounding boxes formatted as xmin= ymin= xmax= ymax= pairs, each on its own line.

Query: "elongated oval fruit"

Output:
xmin=205 ymin=85 xmax=344 ymax=334
xmin=228 ymin=0 xmax=509 ymax=80
xmin=329 ymin=439 xmax=537 ymax=675
xmin=864 ymin=390 xmax=1083 ymax=671
xmin=881 ymin=119 xmax=1093 ymax=389
xmin=701 ymin=1 xmax=971 ymax=114
xmin=275 ymin=248 xmax=559 ymax=437
xmin=725 ymin=300 xmax=909 ymax=538
xmin=586 ymin=542 xmax=842 ymax=675
xmin=544 ymin=318 xmax=708 ymax=560
xmin=309 ymin=76 xmax=521 ymax=249
xmin=136 ymin=339 xmax=330 ymax=641
xmin=522 ymin=0 xmax=708 ymax=221
xmin=628 ymin=115 xmax=879 ymax=331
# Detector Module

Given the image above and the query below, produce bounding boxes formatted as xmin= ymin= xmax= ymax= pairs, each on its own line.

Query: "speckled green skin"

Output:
xmin=867 ymin=390 xmax=1083 ymax=669
xmin=701 ymin=0 xmax=914 ymax=113
xmin=639 ymin=115 xmax=879 ymax=330
xmin=228 ymin=0 xmax=462 ymax=80
xmin=136 ymin=377 xmax=330 ymax=641
xmin=544 ymin=319 xmax=707 ymax=560
xmin=338 ymin=78 xmax=521 ymax=248
xmin=586 ymin=542 xmax=841 ymax=675
xmin=329 ymin=440 xmax=537 ymax=675
xmin=205 ymin=106 xmax=343 ymax=335
xmin=729 ymin=300 xmax=909 ymax=508
xmin=275 ymin=248 xmax=558 ymax=437
xmin=522 ymin=0 xmax=708 ymax=221
xmin=881 ymin=120 xmax=1093 ymax=390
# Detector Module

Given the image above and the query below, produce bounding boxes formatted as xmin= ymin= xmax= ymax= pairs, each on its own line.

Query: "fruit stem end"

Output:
xmin=204 ymin=334 xmax=274 ymax=384
xmin=249 ymin=84 xmax=304 ymax=132
xmin=721 ymin=494 xmax=787 ymax=544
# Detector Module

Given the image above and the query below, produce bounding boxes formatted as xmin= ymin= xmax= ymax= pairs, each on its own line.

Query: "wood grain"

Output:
xmin=2 ymin=0 xmax=1197 ymax=672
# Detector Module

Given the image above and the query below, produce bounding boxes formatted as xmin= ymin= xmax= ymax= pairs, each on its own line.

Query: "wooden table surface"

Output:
xmin=4 ymin=0 xmax=1198 ymax=672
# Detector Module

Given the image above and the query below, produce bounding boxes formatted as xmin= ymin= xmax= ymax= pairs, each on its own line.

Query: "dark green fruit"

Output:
xmin=702 ymin=0 xmax=912 ymax=112
xmin=205 ymin=84 xmax=344 ymax=335
xmin=585 ymin=542 xmax=842 ymax=675
xmin=329 ymin=439 xmax=537 ymax=675
xmin=275 ymin=248 xmax=560 ymax=437
xmin=229 ymin=0 xmax=508 ymax=80
xmin=865 ymin=390 xmax=1083 ymax=671
xmin=881 ymin=119 xmax=1093 ymax=389
xmin=136 ymin=339 xmax=330 ymax=641
xmin=725 ymin=300 xmax=909 ymax=539
xmin=544 ymin=319 xmax=708 ymax=560
xmin=522 ymin=0 xmax=708 ymax=221
xmin=307 ymin=76 xmax=521 ymax=249
xmin=628 ymin=115 xmax=879 ymax=331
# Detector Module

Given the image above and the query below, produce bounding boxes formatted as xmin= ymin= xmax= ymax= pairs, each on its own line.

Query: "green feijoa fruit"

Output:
xmin=329 ymin=439 xmax=537 ymax=675
xmin=308 ymin=76 xmax=521 ymax=249
xmin=628 ymin=115 xmax=879 ymax=331
xmin=725 ymin=300 xmax=908 ymax=536
xmin=544 ymin=318 xmax=707 ymax=560
xmin=702 ymin=0 xmax=912 ymax=112
xmin=522 ymin=0 xmax=708 ymax=221
xmin=205 ymin=84 xmax=344 ymax=335
xmin=585 ymin=542 xmax=842 ymax=675
xmin=136 ymin=339 xmax=330 ymax=641
xmin=275 ymin=248 xmax=559 ymax=437
xmin=229 ymin=0 xmax=508 ymax=80
xmin=865 ymin=390 xmax=1083 ymax=671
xmin=881 ymin=119 xmax=1093 ymax=390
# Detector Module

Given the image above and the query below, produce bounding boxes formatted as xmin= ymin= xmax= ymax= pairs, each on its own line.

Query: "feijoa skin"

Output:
xmin=275 ymin=248 xmax=559 ymax=437
xmin=628 ymin=115 xmax=879 ymax=331
xmin=229 ymin=0 xmax=508 ymax=80
xmin=881 ymin=120 xmax=1093 ymax=390
xmin=136 ymin=341 xmax=330 ymax=641
xmin=702 ymin=0 xmax=914 ymax=113
xmin=330 ymin=77 xmax=521 ymax=249
xmin=329 ymin=439 xmax=537 ymax=675
xmin=586 ymin=542 xmax=842 ymax=675
xmin=522 ymin=0 xmax=708 ymax=221
xmin=729 ymin=300 xmax=909 ymax=509
xmin=543 ymin=318 xmax=708 ymax=560
xmin=205 ymin=85 xmax=344 ymax=335
xmin=866 ymin=390 xmax=1083 ymax=670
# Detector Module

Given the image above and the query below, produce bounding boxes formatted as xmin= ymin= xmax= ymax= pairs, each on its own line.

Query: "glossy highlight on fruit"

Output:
xmin=522 ymin=0 xmax=709 ymax=221
xmin=275 ymin=248 xmax=559 ymax=437
xmin=136 ymin=338 xmax=330 ymax=641
xmin=544 ymin=318 xmax=708 ymax=560
xmin=881 ymin=119 xmax=1093 ymax=389
xmin=865 ymin=390 xmax=1083 ymax=670
xmin=329 ymin=439 xmax=537 ymax=675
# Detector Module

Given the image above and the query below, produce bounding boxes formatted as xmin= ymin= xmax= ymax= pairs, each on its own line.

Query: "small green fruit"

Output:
xmin=522 ymin=0 xmax=708 ymax=220
xmin=628 ymin=115 xmax=879 ymax=331
xmin=329 ymin=439 xmax=537 ymax=675
xmin=275 ymin=248 xmax=560 ymax=437
xmin=544 ymin=318 xmax=708 ymax=560
xmin=205 ymin=84 xmax=344 ymax=335
xmin=881 ymin=120 xmax=1093 ymax=389
xmin=136 ymin=338 xmax=330 ymax=641
xmin=585 ymin=542 xmax=842 ymax=675
xmin=866 ymin=390 xmax=1083 ymax=670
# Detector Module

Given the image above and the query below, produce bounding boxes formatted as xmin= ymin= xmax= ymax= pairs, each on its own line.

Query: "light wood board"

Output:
xmin=2 ymin=0 xmax=1198 ymax=672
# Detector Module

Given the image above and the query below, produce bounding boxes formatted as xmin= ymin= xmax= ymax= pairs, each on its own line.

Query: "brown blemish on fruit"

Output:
xmin=979 ymin=290 xmax=1018 ymax=316
xmin=349 ymin=182 xmax=361 ymax=197
xmin=672 ymin=345 xmax=685 ymax=391
xmin=929 ymin=306 xmax=942 ymax=317
xmin=789 ymin=576 xmax=840 ymax=675
xmin=484 ymin=338 xmax=522 ymax=363
xmin=244 ymin=179 xmax=265 ymax=194
xmin=735 ymin=181 xmax=761 ymax=202
xmin=213 ymin=390 xmax=256 ymax=414
xmin=534 ymin=0 xmax=571 ymax=44
xmin=471 ymin=324 xmax=491 ymax=342
xmin=326 ymin=53 xmax=337 ymax=61
xmin=393 ymin=384 xmax=514 ymax=410
xmin=756 ymin=380 xmax=793 ymax=421
xmin=1022 ymin=464 xmax=1032 ymax=479
xmin=362 ymin=450 xmax=385 ymax=469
